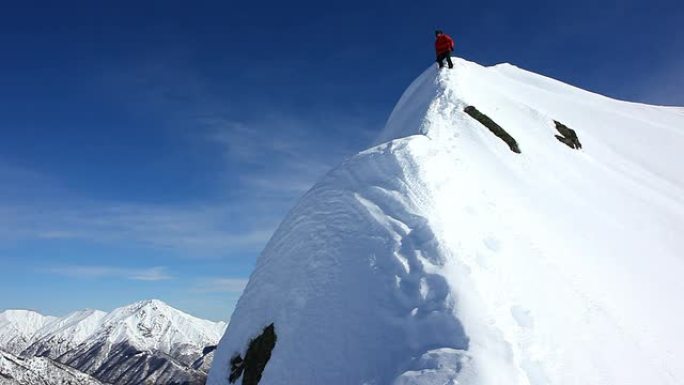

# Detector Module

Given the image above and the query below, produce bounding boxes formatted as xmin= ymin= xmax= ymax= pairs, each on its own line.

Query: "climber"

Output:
xmin=434 ymin=30 xmax=454 ymax=69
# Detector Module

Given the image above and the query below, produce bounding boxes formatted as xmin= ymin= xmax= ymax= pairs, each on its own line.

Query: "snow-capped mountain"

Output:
xmin=0 ymin=349 xmax=105 ymax=385
xmin=208 ymin=58 xmax=684 ymax=385
xmin=0 ymin=310 xmax=56 ymax=355
xmin=58 ymin=299 xmax=225 ymax=385
xmin=22 ymin=309 xmax=107 ymax=358
xmin=0 ymin=300 xmax=226 ymax=385
xmin=60 ymin=299 xmax=224 ymax=363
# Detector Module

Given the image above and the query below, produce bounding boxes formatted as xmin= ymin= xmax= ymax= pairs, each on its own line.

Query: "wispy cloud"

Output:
xmin=192 ymin=278 xmax=249 ymax=293
xmin=0 ymin=53 xmax=377 ymax=321
xmin=46 ymin=265 xmax=172 ymax=281
xmin=0 ymin=201 xmax=276 ymax=257
xmin=203 ymin=115 xmax=367 ymax=201
xmin=0 ymin=63 xmax=374 ymax=263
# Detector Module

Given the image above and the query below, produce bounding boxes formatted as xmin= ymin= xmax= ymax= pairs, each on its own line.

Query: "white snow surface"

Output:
xmin=208 ymin=58 xmax=684 ymax=385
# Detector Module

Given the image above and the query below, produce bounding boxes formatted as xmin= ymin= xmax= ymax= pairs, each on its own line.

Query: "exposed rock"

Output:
xmin=464 ymin=106 xmax=521 ymax=153
xmin=228 ymin=324 xmax=276 ymax=385
xmin=553 ymin=120 xmax=582 ymax=149
xmin=192 ymin=346 xmax=218 ymax=373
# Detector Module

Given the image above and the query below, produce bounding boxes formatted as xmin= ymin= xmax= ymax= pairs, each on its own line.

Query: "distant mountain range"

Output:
xmin=0 ymin=299 xmax=226 ymax=385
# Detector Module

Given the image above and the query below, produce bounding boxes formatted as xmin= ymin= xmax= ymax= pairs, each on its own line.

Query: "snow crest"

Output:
xmin=208 ymin=58 xmax=684 ymax=385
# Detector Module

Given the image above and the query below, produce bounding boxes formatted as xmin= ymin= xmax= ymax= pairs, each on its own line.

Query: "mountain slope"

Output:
xmin=62 ymin=300 xmax=224 ymax=361
xmin=23 ymin=309 xmax=107 ymax=359
xmin=0 ymin=349 xmax=106 ymax=385
xmin=0 ymin=311 xmax=56 ymax=355
xmin=56 ymin=299 xmax=225 ymax=385
xmin=208 ymin=58 xmax=684 ymax=385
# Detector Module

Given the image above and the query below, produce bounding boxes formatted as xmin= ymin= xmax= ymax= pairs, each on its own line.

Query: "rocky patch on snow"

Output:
xmin=228 ymin=324 xmax=276 ymax=385
xmin=464 ymin=105 xmax=521 ymax=153
xmin=553 ymin=120 xmax=582 ymax=149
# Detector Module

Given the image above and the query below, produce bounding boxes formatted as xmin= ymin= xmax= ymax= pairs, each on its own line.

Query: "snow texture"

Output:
xmin=208 ymin=58 xmax=684 ymax=385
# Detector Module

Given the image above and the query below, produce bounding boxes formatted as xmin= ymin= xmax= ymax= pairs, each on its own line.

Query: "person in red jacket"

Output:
xmin=434 ymin=30 xmax=454 ymax=69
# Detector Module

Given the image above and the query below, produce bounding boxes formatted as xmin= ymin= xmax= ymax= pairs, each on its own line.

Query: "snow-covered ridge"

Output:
xmin=0 ymin=300 xmax=227 ymax=385
xmin=208 ymin=58 xmax=684 ymax=385
xmin=0 ymin=310 xmax=56 ymax=355
xmin=22 ymin=309 xmax=107 ymax=358
xmin=87 ymin=298 xmax=225 ymax=353
xmin=0 ymin=299 xmax=226 ymax=358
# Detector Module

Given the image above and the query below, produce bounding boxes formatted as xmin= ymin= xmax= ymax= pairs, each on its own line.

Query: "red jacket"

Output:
xmin=435 ymin=34 xmax=455 ymax=55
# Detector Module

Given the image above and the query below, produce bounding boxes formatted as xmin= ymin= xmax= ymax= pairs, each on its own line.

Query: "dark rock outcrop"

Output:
xmin=229 ymin=324 xmax=277 ymax=385
xmin=464 ymin=106 xmax=521 ymax=153
xmin=553 ymin=120 xmax=582 ymax=149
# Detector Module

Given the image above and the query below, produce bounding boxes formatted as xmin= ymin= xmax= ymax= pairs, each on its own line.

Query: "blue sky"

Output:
xmin=0 ymin=0 xmax=682 ymax=321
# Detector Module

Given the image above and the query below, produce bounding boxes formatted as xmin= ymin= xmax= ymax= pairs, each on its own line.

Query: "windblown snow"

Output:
xmin=208 ymin=58 xmax=684 ymax=385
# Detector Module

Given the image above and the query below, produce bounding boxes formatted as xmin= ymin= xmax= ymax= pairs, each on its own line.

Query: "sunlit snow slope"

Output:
xmin=208 ymin=58 xmax=684 ymax=385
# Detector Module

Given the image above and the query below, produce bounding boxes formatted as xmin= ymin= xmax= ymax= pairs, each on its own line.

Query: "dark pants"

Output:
xmin=436 ymin=51 xmax=453 ymax=69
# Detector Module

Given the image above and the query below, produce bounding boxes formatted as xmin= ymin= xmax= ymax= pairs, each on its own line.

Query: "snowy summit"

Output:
xmin=208 ymin=58 xmax=684 ymax=385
